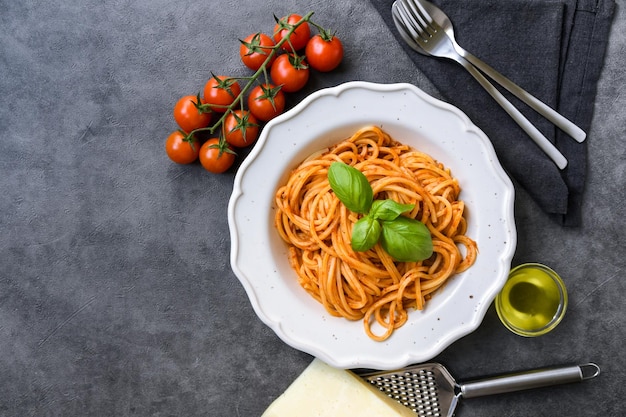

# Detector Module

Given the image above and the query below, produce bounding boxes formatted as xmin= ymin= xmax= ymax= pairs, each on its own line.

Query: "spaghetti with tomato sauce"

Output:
xmin=274 ymin=126 xmax=477 ymax=341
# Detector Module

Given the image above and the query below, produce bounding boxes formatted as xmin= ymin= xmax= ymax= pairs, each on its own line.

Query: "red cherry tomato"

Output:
xmin=305 ymin=33 xmax=344 ymax=72
xmin=198 ymin=138 xmax=236 ymax=173
xmin=203 ymin=75 xmax=241 ymax=113
xmin=173 ymin=95 xmax=211 ymax=133
xmin=239 ymin=33 xmax=276 ymax=71
xmin=223 ymin=110 xmax=259 ymax=148
xmin=247 ymin=84 xmax=286 ymax=122
xmin=165 ymin=131 xmax=199 ymax=164
xmin=270 ymin=54 xmax=309 ymax=93
xmin=273 ymin=14 xmax=311 ymax=52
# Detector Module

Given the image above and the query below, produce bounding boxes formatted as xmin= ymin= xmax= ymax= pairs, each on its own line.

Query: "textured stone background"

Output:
xmin=1 ymin=0 xmax=624 ymax=416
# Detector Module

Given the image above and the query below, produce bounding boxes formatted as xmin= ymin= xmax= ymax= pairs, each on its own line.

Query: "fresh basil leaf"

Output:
xmin=369 ymin=199 xmax=415 ymax=221
xmin=327 ymin=162 xmax=373 ymax=214
xmin=351 ymin=216 xmax=381 ymax=252
xmin=380 ymin=217 xmax=433 ymax=262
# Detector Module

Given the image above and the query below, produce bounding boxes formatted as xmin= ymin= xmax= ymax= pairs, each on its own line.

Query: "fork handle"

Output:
xmin=459 ymin=56 xmax=568 ymax=169
xmin=459 ymin=49 xmax=586 ymax=143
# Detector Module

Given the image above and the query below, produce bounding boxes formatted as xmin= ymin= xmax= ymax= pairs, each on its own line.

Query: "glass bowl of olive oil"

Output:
xmin=496 ymin=263 xmax=568 ymax=337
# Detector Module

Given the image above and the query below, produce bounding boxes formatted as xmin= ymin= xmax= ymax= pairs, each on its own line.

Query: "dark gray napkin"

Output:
xmin=370 ymin=0 xmax=615 ymax=226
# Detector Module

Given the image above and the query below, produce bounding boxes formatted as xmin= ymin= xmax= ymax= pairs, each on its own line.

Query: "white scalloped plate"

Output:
xmin=228 ymin=82 xmax=516 ymax=370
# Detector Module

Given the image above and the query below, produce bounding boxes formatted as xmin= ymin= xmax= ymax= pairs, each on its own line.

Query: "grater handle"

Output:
xmin=460 ymin=363 xmax=600 ymax=399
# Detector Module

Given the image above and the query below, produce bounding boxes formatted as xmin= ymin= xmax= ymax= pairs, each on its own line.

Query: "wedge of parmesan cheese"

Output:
xmin=262 ymin=359 xmax=415 ymax=417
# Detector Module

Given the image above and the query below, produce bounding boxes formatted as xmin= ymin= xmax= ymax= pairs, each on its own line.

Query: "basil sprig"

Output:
xmin=328 ymin=162 xmax=433 ymax=262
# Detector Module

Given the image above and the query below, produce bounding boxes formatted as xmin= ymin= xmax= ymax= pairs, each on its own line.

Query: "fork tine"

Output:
xmin=392 ymin=1 xmax=421 ymax=42
xmin=399 ymin=0 xmax=428 ymax=34
xmin=394 ymin=0 xmax=427 ymax=43
xmin=404 ymin=0 xmax=437 ymax=37
xmin=394 ymin=0 xmax=436 ymax=46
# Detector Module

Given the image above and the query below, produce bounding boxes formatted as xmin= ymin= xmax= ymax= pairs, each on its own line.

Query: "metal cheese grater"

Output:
xmin=359 ymin=362 xmax=600 ymax=417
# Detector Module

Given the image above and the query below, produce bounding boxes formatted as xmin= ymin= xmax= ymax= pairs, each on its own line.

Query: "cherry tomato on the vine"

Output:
xmin=239 ymin=33 xmax=276 ymax=71
xmin=199 ymin=138 xmax=236 ymax=173
xmin=173 ymin=95 xmax=211 ymax=133
xmin=305 ymin=32 xmax=344 ymax=72
xmin=223 ymin=110 xmax=259 ymax=148
xmin=247 ymin=84 xmax=286 ymax=122
xmin=270 ymin=54 xmax=309 ymax=93
xmin=273 ymin=14 xmax=311 ymax=52
xmin=203 ymin=75 xmax=241 ymax=113
xmin=165 ymin=131 xmax=199 ymax=164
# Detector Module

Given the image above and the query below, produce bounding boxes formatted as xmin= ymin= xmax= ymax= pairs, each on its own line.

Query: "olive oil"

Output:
xmin=496 ymin=264 xmax=567 ymax=336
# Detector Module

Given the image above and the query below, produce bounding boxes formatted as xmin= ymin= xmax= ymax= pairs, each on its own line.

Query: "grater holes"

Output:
xmin=369 ymin=370 xmax=442 ymax=416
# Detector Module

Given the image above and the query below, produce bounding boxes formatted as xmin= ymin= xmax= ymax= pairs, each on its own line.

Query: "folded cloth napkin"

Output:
xmin=370 ymin=0 xmax=615 ymax=226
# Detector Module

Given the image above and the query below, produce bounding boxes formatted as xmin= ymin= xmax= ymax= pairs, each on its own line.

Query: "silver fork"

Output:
xmin=415 ymin=0 xmax=585 ymax=144
xmin=392 ymin=0 xmax=568 ymax=170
